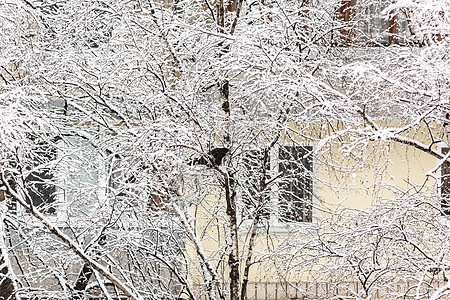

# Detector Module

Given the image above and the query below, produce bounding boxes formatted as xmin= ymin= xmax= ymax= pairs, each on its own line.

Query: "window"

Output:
xmin=23 ymin=139 xmax=57 ymax=215
xmin=441 ymin=147 xmax=450 ymax=215
xmin=8 ymin=136 xmax=102 ymax=217
xmin=278 ymin=146 xmax=313 ymax=223
xmin=241 ymin=145 xmax=314 ymax=224
xmin=241 ymin=150 xmax=271 ymax=221
xmin=2 ymin=141 xmax=56 ymax=215
xmin=337 ymin=0 xmax=410 ymax=46
xmin=25 ymin=164 xmax=56 ymax=214
xmin=357 ymin=2 xmax=408 ymax=45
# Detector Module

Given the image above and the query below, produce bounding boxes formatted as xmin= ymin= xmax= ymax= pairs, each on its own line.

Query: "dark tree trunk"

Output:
xmin=224 ymin=173 xmax=240 ymax=300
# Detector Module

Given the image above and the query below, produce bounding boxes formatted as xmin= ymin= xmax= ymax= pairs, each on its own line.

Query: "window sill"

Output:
xmin=238 ymin=218 xmax=317 ymax=236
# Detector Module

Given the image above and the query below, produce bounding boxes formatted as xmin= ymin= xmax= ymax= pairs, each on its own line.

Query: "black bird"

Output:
xmin=191 ymin=148 xmax=229 ymax=167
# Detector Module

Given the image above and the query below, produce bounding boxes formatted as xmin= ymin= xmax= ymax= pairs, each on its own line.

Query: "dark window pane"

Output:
xmin=25 ymin=170 xmax=56 ymax=214
xmin=279 ymin=146 xmax=313 ymax=223
xmin=241 ymin=150 xmax=271 ymax=220
xmin=25 ymin=140 xmax=57 ymax=214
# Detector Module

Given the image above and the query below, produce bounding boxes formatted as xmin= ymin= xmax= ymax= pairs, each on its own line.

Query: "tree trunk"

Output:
xmin=224 ymin=173 xmax=240 ymax=300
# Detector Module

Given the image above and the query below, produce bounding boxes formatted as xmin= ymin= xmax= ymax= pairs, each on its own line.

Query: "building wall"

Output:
xmin=186 ymin=121 xmax=442 ymax=294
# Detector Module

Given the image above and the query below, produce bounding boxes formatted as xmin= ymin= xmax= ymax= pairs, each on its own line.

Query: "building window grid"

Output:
xmin=242 ymin=145 xmax=314 ymax=224
xmin=241 ymin=150 xmax=271 ymax=221
xmin=10 ymin=138 xmax=58 ymax=215
xmin=338 ymin=0 xmax=410 ymax=45
xmin=277 ymin=145 xmax=313 ymax=223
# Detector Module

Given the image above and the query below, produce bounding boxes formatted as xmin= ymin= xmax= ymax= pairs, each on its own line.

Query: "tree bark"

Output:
xmin=224 ymin=173 xmax=240 ymax=300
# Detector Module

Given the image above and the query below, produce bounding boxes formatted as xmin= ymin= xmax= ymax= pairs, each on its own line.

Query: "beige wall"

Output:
xmin=186 ymin=121 xmax=442 ymax=289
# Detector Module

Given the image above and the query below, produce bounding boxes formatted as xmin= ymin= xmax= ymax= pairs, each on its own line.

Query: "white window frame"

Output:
xmin=12 ymin=136 xmax=106 ymax=224
xmin=269 ymin=143 xmax=318 ymax=232
xmin=10 ymin=138 xmax=61 ymax=223
xmin=239 ymin=143 xmax=318 ymax=234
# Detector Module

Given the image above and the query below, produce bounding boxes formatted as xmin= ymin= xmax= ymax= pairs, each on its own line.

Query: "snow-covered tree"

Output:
xmin=1 ymin=0 xmax=450 ymax=299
